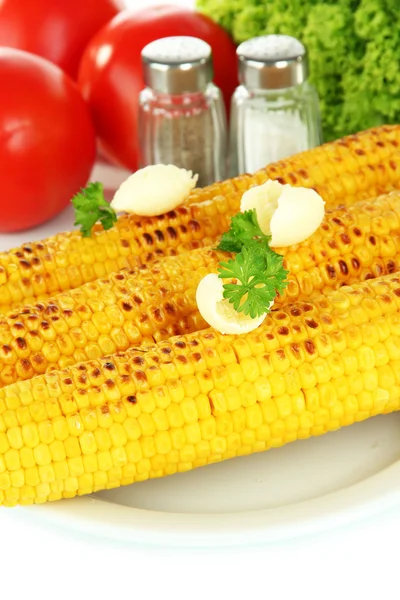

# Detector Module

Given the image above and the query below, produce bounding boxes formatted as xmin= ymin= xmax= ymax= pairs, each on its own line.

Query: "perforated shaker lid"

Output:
xmin=237 ymin=35 xmax=308 ymax=89
xmin=141 ymin=36 xmax=213 ymax=94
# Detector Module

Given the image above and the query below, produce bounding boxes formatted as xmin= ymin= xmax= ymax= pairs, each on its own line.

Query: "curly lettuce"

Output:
xmin=197 ymin=0 xmax=400 ymax=140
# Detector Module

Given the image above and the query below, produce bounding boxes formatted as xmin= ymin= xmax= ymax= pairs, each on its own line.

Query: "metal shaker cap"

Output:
xmin=237 ymin=35 xmax=308 ymax=90
xmin=141 ymin=36 xmax=213 ymax=94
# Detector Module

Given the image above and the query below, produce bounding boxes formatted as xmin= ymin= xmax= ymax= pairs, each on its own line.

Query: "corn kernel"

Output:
xmin=126 ymin=441 xmax=142 ymax=463
xmin=184 ymin=422 xmax=202 ymax=444
xmin=245 ymin=404 xmax=263 ymax=429
xmin=93 ymin=471 xmax=108 ymax=490
xmin=170 ymin=428 xmax=186 ymax=449
xmin=7 ymin=426 xmax=23 ymax=450
xmin=260 ymin=401 xmax=278 ymax=424
xmin=68 ymin=456 xmax=84 ymax=476
xmin=151 ymin=409 xmax=168 ymax=432
xmin=180 ymin=399 xmax=198 ymax=422
xmin=67 ymin=414 xmax=84 ymax=437
xmin=10 ymin=470 xmax=24 ymax=488
xmin=194 ymin=394 xmax=211 ymax=419
xmin=180 ymin=445 xmax=196 ymax=462
xmin=0 ymin=473 xmax=11 ymax=490
xmin=226 ymin=363 xmax=245 ymax=387
xmin=111 ymin=446 xmax=128 ymax=467
xmin=141 ymin=436 xmax=156 ymax=458
xmin=25 ymin=467 xmax=40 ymax=487
xmin=137 ymin=390 xmax=156 ymax=414
xmin=94 ymin=428 xmax=112 ymax=451
xmin=64 ymin=477 xmax=79 ymax=493
xmin=39 ymin=465 xmax=55 ymax=484
xmin=53 ymin=417 xmax=69 ymax=441
xmin=241 ymin=429 xmax=256 ymax=446
xmin=154 ymin=431 xmax=172 ymax=455
xmin=255 ymin=424 xmax=270 ymax=442
xmin=109 ymin=423 xmax=128 ymax=447
xmin=270 ymin=420 xmax=285 ymax=439
xmin=299 ymin=411 xmax=314 ymax=429
xmin=166 ymin=404 xmax=184 ymax=429
xmin=137 ymin=458 xmax=151 ymax=475
xmin=21 ymin=423 xmax=39 ymax=448
xmin=283 ymin=414 xmax=298 ymax=432
xmin=5 ymin=449 xmax=21 ymax=471
xmin=79 ymin=431 xmax=97 ymax=455
xmin=97 ymin=450 xmax=113 ymax=471
xmin=81 ymin=454 xmax=98 ymax=474
xmin=64 ymin=436 xmax=81 ymax=459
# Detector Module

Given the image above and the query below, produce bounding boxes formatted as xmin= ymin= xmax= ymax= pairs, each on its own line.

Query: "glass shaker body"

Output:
xmin=230 ymin=81 xmax=322 ymax=175
xmin=230 ymin=35 xmax=323 ymax=176
xmin=139 ymin=82 xmax=227 ymax=187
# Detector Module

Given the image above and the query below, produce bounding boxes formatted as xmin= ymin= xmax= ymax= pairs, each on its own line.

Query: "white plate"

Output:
xmin=3 ymin=165 xmax=400 ymax=547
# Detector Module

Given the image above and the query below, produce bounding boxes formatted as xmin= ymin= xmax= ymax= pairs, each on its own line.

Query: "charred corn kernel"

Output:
xmin=4 ymin=274 xmax=400 ymax=504
xmin=2 ymin=126 xmax=400 ymax=316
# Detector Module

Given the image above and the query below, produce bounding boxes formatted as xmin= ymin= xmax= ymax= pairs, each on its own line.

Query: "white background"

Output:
xmin=1 ymin=1 xmax=399 ymax=598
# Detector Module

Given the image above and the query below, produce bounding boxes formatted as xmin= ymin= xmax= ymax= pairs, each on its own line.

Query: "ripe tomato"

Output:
xmin=0 ymin=0 xmax=121 ymax=79
xmin=78 ymin=5 xmax=238 ymax=171
xmin=0 ymin=49 xmax=96 ymax=233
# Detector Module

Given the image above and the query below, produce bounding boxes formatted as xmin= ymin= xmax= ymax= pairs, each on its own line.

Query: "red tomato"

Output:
xmin=0 ymin=49 xmax=96 ymax=233
xmin=78 ymin=5 xmax=238 ymax=171
xmin=0 ymin=0 xmax=121 ymax=79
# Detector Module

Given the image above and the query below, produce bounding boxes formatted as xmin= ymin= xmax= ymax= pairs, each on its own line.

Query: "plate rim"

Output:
xmin=21 ymin=458 xmax=400 ymax=548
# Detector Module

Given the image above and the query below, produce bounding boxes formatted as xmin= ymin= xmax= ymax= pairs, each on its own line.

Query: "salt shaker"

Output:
xmin=230 ymin=35 xmax=322 ymax=176
xmin=138 ymin=36 xmax=227 ymax=187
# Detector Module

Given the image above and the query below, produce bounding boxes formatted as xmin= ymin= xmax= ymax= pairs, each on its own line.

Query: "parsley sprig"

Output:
xmin=72 ymin=182 xmax=117 ymax=237
xmin=218 ymin=210 xmax=270 ymax=253
xmin=216 ymin=211 xmax=288 ymax=319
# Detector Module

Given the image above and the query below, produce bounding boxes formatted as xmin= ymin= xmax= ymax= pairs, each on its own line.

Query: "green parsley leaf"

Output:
xmin=217 ymin=210 xmax=270 ymax=253
xmin=218 ymin=243 xmax=289 ymax=319
xmin=72 ymin=182 xmax=117 ymax=237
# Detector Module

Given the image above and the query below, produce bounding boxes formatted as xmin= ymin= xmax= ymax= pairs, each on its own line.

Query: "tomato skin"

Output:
xmin=0 ymin=0 xmax=121 ymax=79
xmin=0 ymin=49 xmax=96 ymax=233
xmin=78 ymin=5 xmax=238 ymax=171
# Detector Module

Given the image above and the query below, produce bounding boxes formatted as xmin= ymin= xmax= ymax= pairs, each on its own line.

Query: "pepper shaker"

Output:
xmin=138 ymin=36 xmax=227 ymax=187
xmin=230 ymin=35 xmax=322 ymax=176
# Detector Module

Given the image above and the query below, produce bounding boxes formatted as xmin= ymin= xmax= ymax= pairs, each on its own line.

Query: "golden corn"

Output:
xmin=1 ymin=272 xmax=400 ymax=506
xmin=1 ymin=125 xmax=400 ymax=313
xmin=0 ymin=249 xmax=220 ymax=386
xmin=2 ymin=191 xmax=400 ymax=388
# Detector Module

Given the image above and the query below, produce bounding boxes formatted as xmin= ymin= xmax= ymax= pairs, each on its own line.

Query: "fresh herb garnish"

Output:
xmin=72 ymin=182 xmax=117 ymax=237
xmin=216 ymin=210 xmax=288 ymax=318
xmin=218 ymin=210 xmax=270 ymax=253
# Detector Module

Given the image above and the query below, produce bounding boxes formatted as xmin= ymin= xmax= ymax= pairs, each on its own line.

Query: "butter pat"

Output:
xmin=241 ymin=179 xmax=325 ymax=247
xmin=111 ymin=164 xmax=198 ymax=217
xmin=196 ymin=273 xmax=269 ymax=335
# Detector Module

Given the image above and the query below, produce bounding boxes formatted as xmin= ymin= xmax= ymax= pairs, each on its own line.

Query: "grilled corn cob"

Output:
xmin=1 ymin=192 xmax=400 ymax=389
xmin=1 ymin=125 xmax=400 ymax=314
xmin=1 ymin=272 xmax=400 ymax=506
